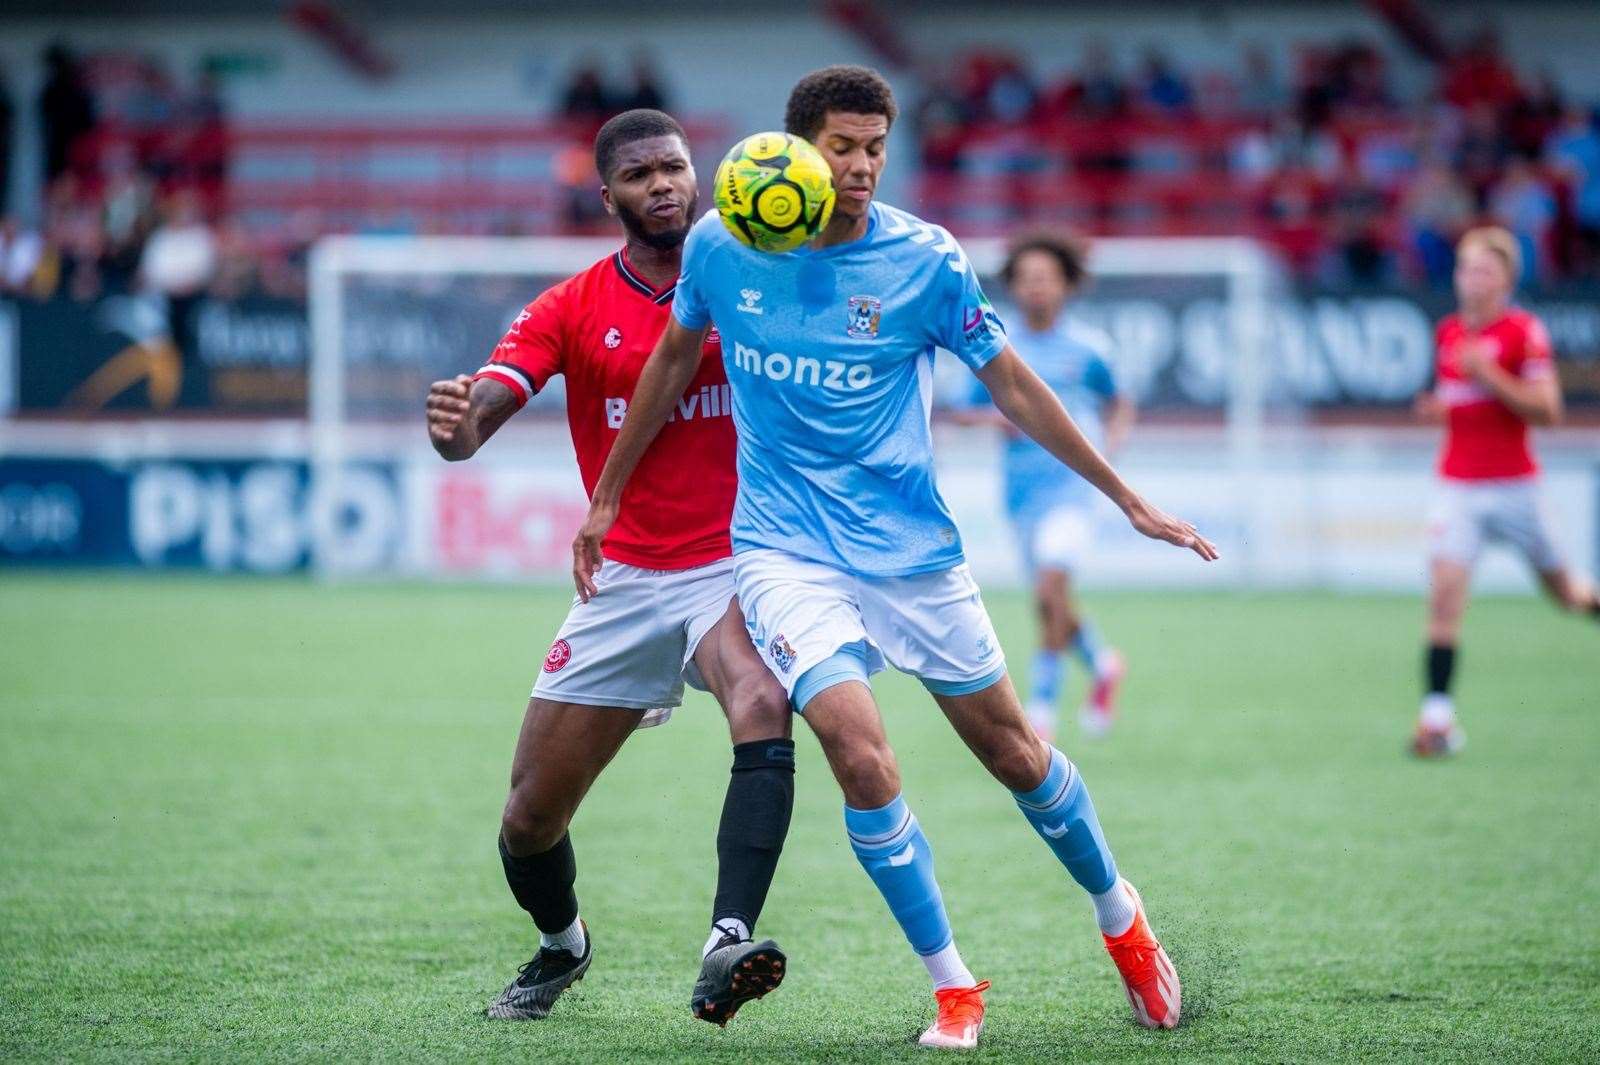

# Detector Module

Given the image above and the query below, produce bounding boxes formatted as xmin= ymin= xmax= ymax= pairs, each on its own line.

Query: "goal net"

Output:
xmin=308 ymin=232 xmax=1308 ymax=585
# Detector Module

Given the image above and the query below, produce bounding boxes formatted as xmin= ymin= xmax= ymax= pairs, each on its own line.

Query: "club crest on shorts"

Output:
xmin=768 ymin=634 xmax=798 ymax=673
xmin=543 ymin=638 xmax=572 ymax=673
xmin=604 ymin=327 xmax=622 ymax=349
xmin=846 ymin=295 xmax=882 ymax=338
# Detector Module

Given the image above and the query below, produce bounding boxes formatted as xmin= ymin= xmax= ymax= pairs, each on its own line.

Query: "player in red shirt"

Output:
xmin=1411 ymin=226 xmax=1599 ymax=756
xmin=424 ymin=111 xmax=793 ymax=1023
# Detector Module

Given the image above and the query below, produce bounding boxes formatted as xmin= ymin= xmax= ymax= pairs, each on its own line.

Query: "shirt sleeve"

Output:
xmin=934 ymin=237 xmax=1008 ymax=371
xmin=475 ymin=285 xmax=567 ymax=408
xmin=1085 ymin=353 xmax=1118 ymax=400
xmin=1517 ymin=315 xmax=1556 ymax=380
xmin=670 ymin=216 xmax=715 ymax=330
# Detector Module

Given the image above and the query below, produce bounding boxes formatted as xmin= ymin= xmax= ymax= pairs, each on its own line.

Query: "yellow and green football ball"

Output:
xmin=714 ymin=132 xmax=836 ymax=253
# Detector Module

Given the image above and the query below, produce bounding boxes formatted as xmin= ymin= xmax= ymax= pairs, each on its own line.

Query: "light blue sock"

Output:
xmin=1030 ymin=649 xmax=1064 ymax=707
xmin=1013 ymin=746 xmax=1118 ymax=895
xmin=1072 ymin=621 xmax=1105 ymax=675
xmin=844 ymin=796 xmax=954 ymax=956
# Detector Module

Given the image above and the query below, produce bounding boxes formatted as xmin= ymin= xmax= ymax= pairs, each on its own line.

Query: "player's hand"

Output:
xmin=1121 ymin=494 xmax=1218 ymax=561
xmin=1413 ymin=390 xmax=1444 ymax=423
xmin=572 ymin=499 xmax=619 ymax=603
xmin=426 ymin=375 xmax=473 ymax=447
xmin=1457 ymin=339 xmax=1496 ymax=382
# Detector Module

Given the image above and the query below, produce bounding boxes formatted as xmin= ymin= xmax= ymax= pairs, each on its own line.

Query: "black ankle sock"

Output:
xmin=499 ymin=831 xmax=578 ymax=934
xmin=711 ymin=739 xmax=795 ymax=934
xmin=1426 ymin=643 xmax=1456 ymax=696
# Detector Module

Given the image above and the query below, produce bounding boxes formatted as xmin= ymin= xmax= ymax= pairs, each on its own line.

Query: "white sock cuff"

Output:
xmin=1092 ymin=879 xmax=1137 ymax=937
xmin=539 ymin=914 xmax=585 ymax=955
xmin=920 ymin=939 xmax=976 ymax=990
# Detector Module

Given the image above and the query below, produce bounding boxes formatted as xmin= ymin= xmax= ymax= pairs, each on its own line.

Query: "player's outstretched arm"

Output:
xmin=572 ymin=318 xmax=709 ymax=600
xmin=425 ymin=375 xmax=520 ymax=461
xmin=976 ymin=346 xmax=1218 ymax=561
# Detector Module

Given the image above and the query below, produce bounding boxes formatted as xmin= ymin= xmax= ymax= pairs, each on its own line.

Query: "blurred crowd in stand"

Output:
xmin=3 ymin=31 xmax=1599 ymax=304
xmin=912 ymin=29 xmax=1600 ymax=284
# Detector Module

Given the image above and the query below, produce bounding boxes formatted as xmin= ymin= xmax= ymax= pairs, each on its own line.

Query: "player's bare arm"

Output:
xmin=572 ymin=317 xmax=709 ymax=598
xmin=1458 ymin=341 xmax=1564 ymax=426
xmin=425 ymin=374 xmax=520 ymax=461
xmin=976 ymin=346 xmax=1217 ymax=560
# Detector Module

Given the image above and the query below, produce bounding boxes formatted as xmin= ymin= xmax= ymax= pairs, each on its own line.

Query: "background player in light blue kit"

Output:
xmin=952 ymin=232 xmax=1136 ymax=743
xmin=577 ymin=66 xmax=1215 ymax=1049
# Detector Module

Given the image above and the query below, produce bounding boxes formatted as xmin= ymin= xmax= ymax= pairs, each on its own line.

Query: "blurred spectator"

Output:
xmin=1401 ymin=161 xmax=1475 ymax=284
xmin=616 ymin=53 xmax=668 ymax=113
xmin=1137 ymin=48 xmax=1192 ymax=114
xmin=1237 ymin=44 xmax=1287 ymax=116
xmin=39 ymin=44 xmax=95 ymax=184
xmin=1455 ymin=100 xmax=1511 ymax=197
xmin=1327 ymin=41 xmax=1391 ymax=112
xmin=1077 ymin=41 xmax=1125 ymax=117
xmin=1546 ymin=106 xmax=1600 ymax=270
xmin=558 ymin=59 xmax=611 ymax=122
xmin=1320 ymin=177 xmax=1393 ymax=285
xmin=1488 ymin=157 xmax=1557 ymax=282
xmin=1506 ymin=71 xmax=1564 ymax=159
xmin=138 ymin=189 xmax=217 ymax=298
xmin=1443 ymin=27 xmax=1521 ymax=112
xmin=0 ymin=217 xmax=44 ymax=295
xmin=915 ymin=80 xmax=968 ymax=173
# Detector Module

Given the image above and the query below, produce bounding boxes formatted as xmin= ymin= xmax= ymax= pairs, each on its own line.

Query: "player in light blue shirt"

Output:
xmin=578 ymin=66 xmax=1213 ymax=1046
xmin=952 ymin=234 xmax=1136 ymax=743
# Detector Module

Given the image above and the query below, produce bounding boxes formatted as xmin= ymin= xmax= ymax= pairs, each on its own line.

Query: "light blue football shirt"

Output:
xmin=672 ymin=202 xmax=1007 ymax=576
xmin=966 ymin=315 xmax=1118 ymax=522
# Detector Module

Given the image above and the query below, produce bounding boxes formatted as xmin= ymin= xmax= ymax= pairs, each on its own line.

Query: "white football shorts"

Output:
xmin=1018 ymin=504 xmax=1094 ymax=577
xmin=1427 ymin=477 xmax=1563 ymax=573
xmin=733 ymin=547 xmax=1007 ymax=700
xmin=532 ymin=557 xmax=734 ymax=725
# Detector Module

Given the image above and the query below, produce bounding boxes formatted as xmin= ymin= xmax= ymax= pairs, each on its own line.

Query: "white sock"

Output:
xmin=1093 ymin=879 xmax=1137 ymax=937
xmin=702 ymin=917 xmax=750 ymax=958
xmin=540 ymin=915 xmax=585 ymax=956
xmin=920 ymin=940 xmax=976 ymax=990
xmin=1421 ymin=693 xmax=1456 ymax=730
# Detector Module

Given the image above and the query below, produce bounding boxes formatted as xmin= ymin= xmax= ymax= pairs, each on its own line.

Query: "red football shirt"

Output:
xmin=474 ymin=249 xmax=735 ymax=569
xmin=1434 ymin=308 xmax=1555 ymax=481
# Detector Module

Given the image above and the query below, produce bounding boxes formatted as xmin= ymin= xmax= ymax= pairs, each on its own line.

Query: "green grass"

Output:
xmin=1 ymin=575 xmax=1596 ymax=1063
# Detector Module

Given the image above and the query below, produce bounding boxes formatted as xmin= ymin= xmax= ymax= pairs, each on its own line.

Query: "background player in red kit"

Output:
xmin=1411 ymin=226 xmax=1600 ymax=756
xmin=424 ymin=110 xmax=794 ymax=1023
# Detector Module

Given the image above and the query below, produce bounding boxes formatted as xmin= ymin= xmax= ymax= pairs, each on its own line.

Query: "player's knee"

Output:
xmin=983 ymin=728 xmax=1050 ymax=792
xmin=833 ymin=741 xmax=901 ymax=809
xmin=724 ymin=672 xmax=792 ymax=743
xmin=500 ymin=794 xmax=570 ymax=855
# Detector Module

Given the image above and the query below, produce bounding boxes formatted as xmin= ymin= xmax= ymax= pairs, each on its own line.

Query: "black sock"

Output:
xmin=1426 ymin=643 xmax=1456 ymax=696
xmin=711 ymin=738 xmax=795 ymax=936
xmin=499 ymin=831 xmax=578 ymax=935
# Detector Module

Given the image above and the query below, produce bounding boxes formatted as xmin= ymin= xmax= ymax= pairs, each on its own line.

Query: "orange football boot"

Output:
xmin=917 ymin=980 xmax=990 ymax=1050
xmin=1102 ymin=881 xmax=1180 ymax=1029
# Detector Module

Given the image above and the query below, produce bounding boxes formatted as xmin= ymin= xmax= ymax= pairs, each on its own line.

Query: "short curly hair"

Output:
xmin=593 ymin=109 xmax=688 ymax=183
xmin=1002 ymin=230 xmax=1091 ymax=289
xmin=784 ymin=65 xmax=898 ymax=141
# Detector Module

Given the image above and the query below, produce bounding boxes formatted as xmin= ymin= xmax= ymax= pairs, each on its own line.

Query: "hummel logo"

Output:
xmin=737 ymin=288 xmax=765 ymax=315
xmin=1042 ymin=822 xmax=1070 ymax=838
xmin=887 ymin=844 xmax=917 ymax=867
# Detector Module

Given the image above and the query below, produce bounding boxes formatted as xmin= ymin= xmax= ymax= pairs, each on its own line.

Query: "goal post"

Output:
xmin=306 ymin=232 xmax=1286 ymax=582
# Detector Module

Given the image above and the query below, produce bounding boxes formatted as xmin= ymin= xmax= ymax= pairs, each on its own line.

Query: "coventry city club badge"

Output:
xmin=846 ymin=295 xmax=882 ymax=338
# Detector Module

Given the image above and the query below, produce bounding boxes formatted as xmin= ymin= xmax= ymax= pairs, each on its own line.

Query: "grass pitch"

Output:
xmin=1 ymin=575 xmax=1596 ymax=1063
